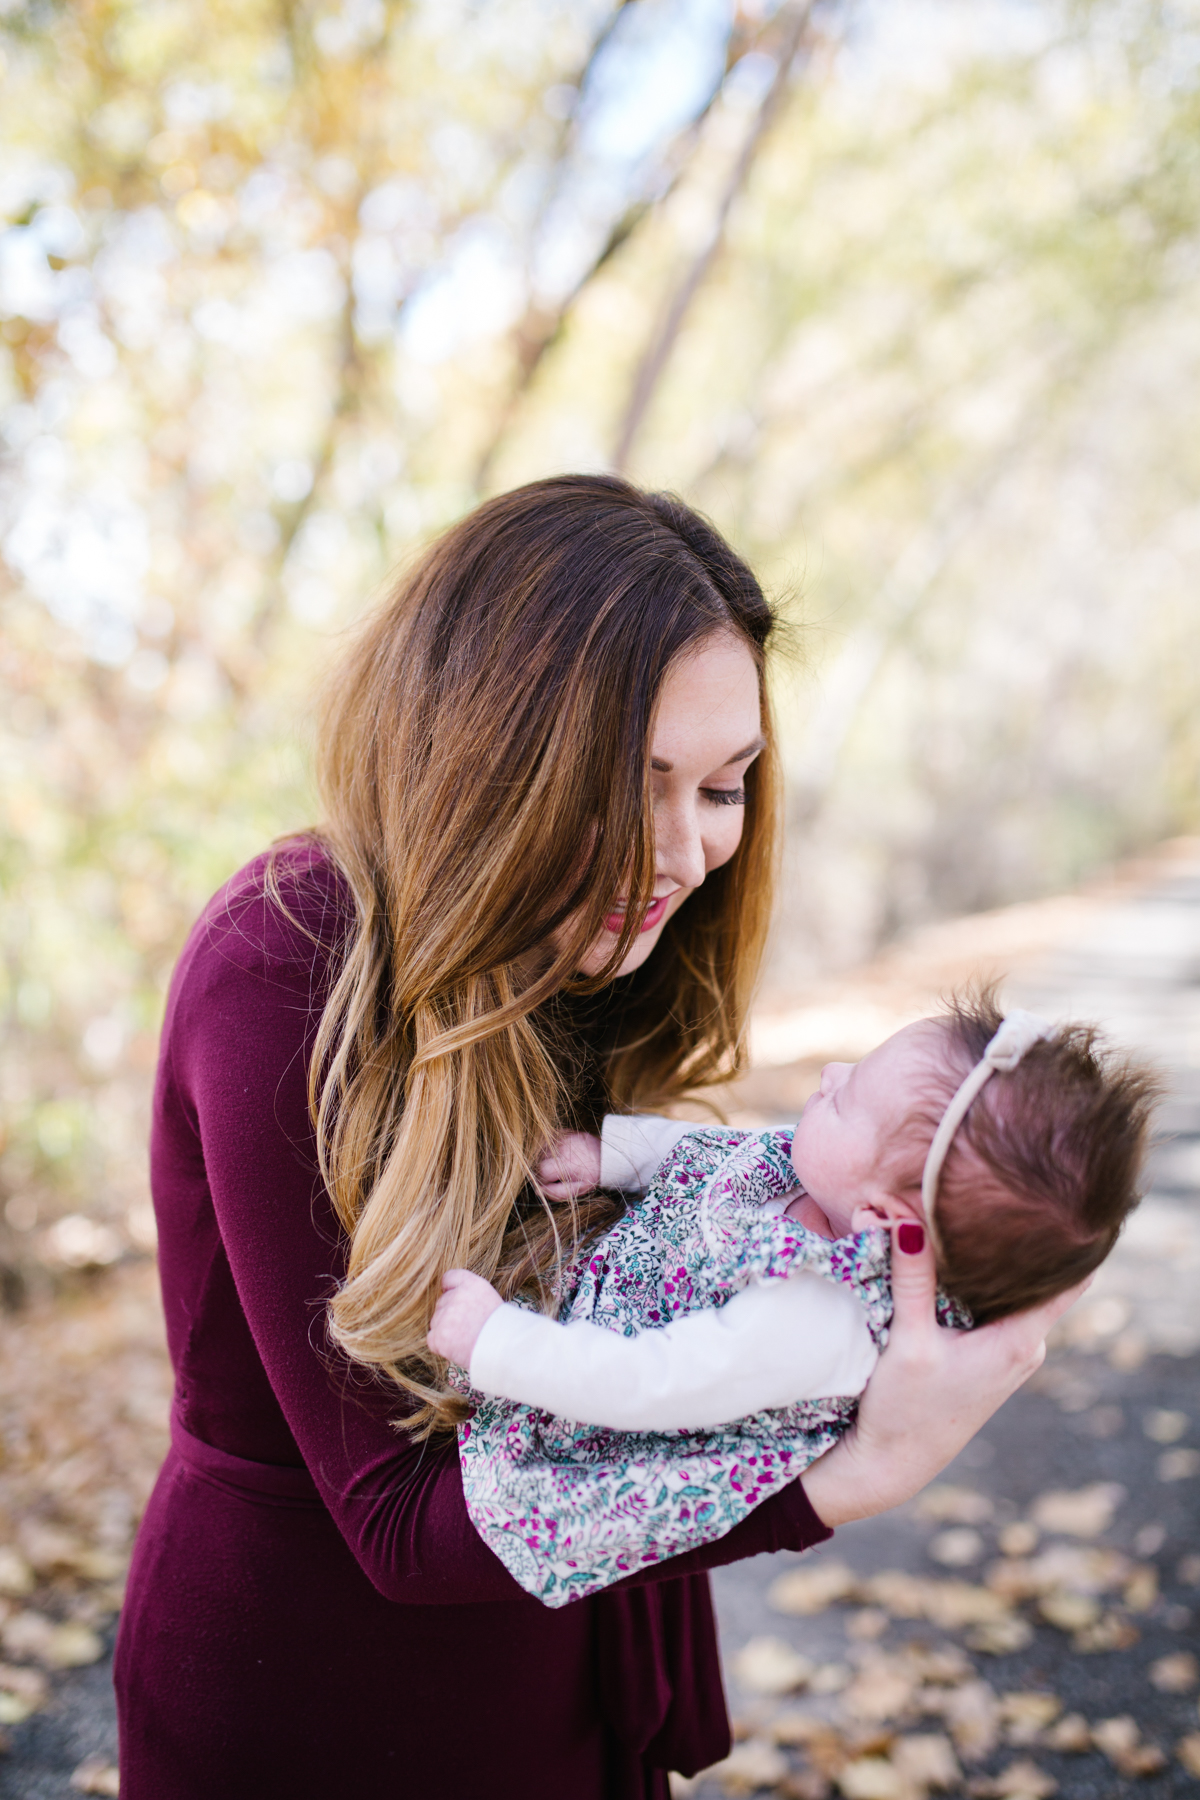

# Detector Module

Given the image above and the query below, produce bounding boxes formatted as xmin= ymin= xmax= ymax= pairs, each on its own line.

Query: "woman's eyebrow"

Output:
xmin=650 ymin=735 xmax=767 ymax=774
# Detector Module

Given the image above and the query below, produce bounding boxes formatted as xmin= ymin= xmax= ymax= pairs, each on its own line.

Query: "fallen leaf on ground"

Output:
xmin=18 ymin=1524 xmax=123 ymax=1583
xmin=836 ymin=1755 xmax=905 ymax=1799
xmin=69 ymin=1756 xmax=120 ymax=1796
xmin=1122 ymin=1566 xmax=1158 ymax=1612
xmin=904 ymin=1646 xmax=972 ymax=1686
xmin=1177 ymin=1733 xmax=1200 ymax=1777
xmin=964 ymin=1618 xmax=1034 ymax=1656
xmin=711 ymin=1738 xmax=791 ymax=1792
xmin=861 ymin=1576 xmax=1015 ymax=1633
xmin=1143 ymin=1408 xmax=1188 ymax=1443
xmin=915 ymin=1487 xmax=993 ymax=1525
xmin=769 ymin=1563 xmax=858 ymax=1617
xmin=860 ymin=1573 xmax=928 ymax=1619
xmin=1157 ymin=1448 xmax=1200 ymax=1482
xmin=937 ymin=1680 xmax=999 ymax=1762
xmin=0 ymin=1551 xmax=34 ymax=1599
xmin=1042 ymin=1714 xmax=1090 ymax=1753
xmin=0 ymin=1609 xmax=103 ymax=1669
xmin=967 ymin=1757 xmax=1057 ymax=1798
xmin=986 ymin=1544 xmax=1129 ymax=1601
xmin=996 ymin=1523 xmax=1038 ymax=1557
xmin=891 ymin=1733 xmax=960 ymax=1789
xmin=929 ymin=1529 xmax=984 ymax=1568
xmin=1149 ymin=1651 xmax=1199 ymax=1692
xmin=780 ymin=1773 xmax=832 ymax=1800
xmin=770 ymin=1711 xmax=841 ymax=1748
xmin=732 ymin=1637 xmax=815 ymax=1697
xmin=999 ymin=1693 xmax=1061 ymax=1745
xmin=841 ymin=1660 xmax=917 ymax=1723
xmin=845 ymin=1609 xmax=888 ymax=1641
xmin=1071 ymin=1611 xmax=1139 ymax=1653
xmin=0 ymin=1658 xmax=48 ymax=1723
xmin=1029 ymin=1483 xmax=1124 ymax=1538
xmin=1092 ymin=1714 xmax=1167 ymax=1776
xmin=809 ymin=1664 xmax=852 ymax=1696
xmin=1036 ymin=1591 xmax=1099 ymax=1633
xmin=0 ymin=1664 xmax=48 ymax=1705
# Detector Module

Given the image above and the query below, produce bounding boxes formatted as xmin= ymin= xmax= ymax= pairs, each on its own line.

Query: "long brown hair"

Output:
xmin=309 ymin=474 xmax=781 ymax=1433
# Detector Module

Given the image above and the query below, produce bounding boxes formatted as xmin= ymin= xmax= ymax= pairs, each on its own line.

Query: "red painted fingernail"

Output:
xmin=897 ymin=1222 xmax=925 ymax=1255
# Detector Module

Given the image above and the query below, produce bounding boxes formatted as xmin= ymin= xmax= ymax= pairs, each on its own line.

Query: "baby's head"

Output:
xmin=790 ymin=990 xmax=1160 ymax=1322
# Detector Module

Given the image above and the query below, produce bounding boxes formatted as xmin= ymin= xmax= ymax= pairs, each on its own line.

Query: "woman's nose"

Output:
xmin=655 ymin=800 xmax=708 ymax=893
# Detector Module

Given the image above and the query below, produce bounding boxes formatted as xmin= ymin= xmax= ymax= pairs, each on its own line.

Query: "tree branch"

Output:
xmin=611 ymin=0 xmax=816 ymax=474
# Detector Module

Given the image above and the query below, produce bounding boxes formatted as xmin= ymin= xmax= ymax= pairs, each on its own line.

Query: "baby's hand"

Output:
xmin=536 ymin=1130 xmax=602 ymax=1201
xmin=427 ymin=1269 xmax=503 ymax=1368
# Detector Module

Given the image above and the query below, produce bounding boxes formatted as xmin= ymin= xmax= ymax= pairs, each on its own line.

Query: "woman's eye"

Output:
xmin=701 ymin=786 xmax=745 ymax=807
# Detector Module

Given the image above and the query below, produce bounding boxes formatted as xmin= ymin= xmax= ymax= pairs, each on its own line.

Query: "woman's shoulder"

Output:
xmin=174 ymin=835 xmax=355 ymax=1002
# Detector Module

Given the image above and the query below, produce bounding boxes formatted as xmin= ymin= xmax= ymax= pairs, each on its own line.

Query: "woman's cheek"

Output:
xmin=703 ymin=808 xmax=745 ymax=874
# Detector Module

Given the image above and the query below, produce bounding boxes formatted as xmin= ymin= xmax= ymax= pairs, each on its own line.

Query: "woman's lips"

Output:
xmin=604 ymin=892 xmax=677 ymax=936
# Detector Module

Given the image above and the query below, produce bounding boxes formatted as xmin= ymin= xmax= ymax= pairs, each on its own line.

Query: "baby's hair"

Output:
xmin=912 ymin=988 xmax=1161 ymax=1325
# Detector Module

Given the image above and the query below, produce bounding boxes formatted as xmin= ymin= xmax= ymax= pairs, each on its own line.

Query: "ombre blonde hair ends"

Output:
xmin=307 ymin=475 xmax=781 ymax=1433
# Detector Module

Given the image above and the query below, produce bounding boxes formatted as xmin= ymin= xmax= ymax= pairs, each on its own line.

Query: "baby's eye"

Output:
xmin=701 ymin=786 xmax=745 ymax=808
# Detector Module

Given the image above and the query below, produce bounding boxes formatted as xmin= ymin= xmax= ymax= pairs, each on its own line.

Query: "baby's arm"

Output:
xmin=430 ymin=1271 xmax=877 ymax=1431
xmin=536 ymin=1117 xmax=699 ymax=1200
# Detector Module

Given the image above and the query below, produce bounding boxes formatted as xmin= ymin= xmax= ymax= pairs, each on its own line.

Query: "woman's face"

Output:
xmin=576 ymin=630 xmax=765 ymax=979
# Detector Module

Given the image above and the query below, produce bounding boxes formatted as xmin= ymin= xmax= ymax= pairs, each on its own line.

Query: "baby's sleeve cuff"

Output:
xmin=469 ymin=1304 xmax=549 ymax=1397
xmin=599 ymin=1114 xmax=695 ymax=1191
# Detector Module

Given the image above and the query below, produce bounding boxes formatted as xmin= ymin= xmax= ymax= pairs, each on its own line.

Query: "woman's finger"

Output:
xmin=886 ymin=1220 xmax=939 ymax=1334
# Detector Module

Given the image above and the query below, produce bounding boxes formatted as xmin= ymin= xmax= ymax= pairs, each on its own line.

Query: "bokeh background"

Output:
xmin=3 ymin=0 xmax=1199 ymax=1284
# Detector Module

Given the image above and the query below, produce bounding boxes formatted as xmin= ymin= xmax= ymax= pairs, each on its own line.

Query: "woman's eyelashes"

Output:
xmin=701 ymin=785 xmax=746 ymax=807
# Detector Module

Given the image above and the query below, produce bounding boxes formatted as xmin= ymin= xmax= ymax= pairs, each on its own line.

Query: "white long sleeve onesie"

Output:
xmin=469 ymin=1115 xmax=878 ymax=1432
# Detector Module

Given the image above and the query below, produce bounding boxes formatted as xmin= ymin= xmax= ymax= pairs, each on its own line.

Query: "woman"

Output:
xmin=114 ymin=476 xmax=1071 ymax=1798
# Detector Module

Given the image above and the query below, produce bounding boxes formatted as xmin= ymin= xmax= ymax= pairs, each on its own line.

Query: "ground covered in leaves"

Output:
xmin=0 ymin=1261 xmax=167 ymax=1797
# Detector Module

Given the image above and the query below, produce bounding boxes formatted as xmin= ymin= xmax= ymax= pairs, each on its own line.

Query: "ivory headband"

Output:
xmin=920 ymin=1009 xmax=1054 ymax=1262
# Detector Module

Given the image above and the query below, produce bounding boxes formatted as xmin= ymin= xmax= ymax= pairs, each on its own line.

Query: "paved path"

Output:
xmin=695 ymin=848 xmax=1200 ymax=1796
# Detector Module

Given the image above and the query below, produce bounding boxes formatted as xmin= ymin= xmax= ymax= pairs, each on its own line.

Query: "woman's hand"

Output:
xmin=427 ymin=1269 xmax=503 ymax=1368
xmin=801 ymin=1221 xmax=1088 ymax=1528
xmin=536 ymin=1131 xmax=603 ymax=1201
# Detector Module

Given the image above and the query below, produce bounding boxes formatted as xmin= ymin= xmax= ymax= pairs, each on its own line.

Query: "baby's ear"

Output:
xmin=849 ymin=1202 xmax=892 ymax=1234
xmin=850 ymin=1197 xmax=920 ymax=1235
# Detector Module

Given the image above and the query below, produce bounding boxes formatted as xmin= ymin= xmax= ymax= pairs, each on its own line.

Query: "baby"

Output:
xmin=429 ymin=992 xmax=1156 ymax=1603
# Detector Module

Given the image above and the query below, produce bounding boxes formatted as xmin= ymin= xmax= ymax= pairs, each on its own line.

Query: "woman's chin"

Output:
xmin=577 ymin=921 xmax=665 ymax=980
xmin=612 ymin=923 xmax=667 ymax=978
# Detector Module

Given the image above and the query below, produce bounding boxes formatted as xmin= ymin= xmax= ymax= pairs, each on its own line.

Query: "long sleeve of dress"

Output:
xmin=154 ymin=850 xmax=833 ymax=1612
xmin=470 ymin=1275 xmax=878 ymax=1430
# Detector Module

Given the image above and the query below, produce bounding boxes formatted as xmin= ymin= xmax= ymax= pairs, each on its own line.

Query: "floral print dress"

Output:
xmin=457 ymin=1127 xmax=968 ymax=1608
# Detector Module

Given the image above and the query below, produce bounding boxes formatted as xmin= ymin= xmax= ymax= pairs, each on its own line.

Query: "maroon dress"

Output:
xmin=114 ymin=845 xmax=833 ymax=1798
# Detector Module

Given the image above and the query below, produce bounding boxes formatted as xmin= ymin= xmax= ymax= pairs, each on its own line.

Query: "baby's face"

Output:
xmin=790 ymin=1020 xmax=947 ymax=1235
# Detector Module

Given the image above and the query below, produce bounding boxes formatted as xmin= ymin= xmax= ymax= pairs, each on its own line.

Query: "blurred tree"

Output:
xmin=1 ymin=0 xmax=1199 ymax=1265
